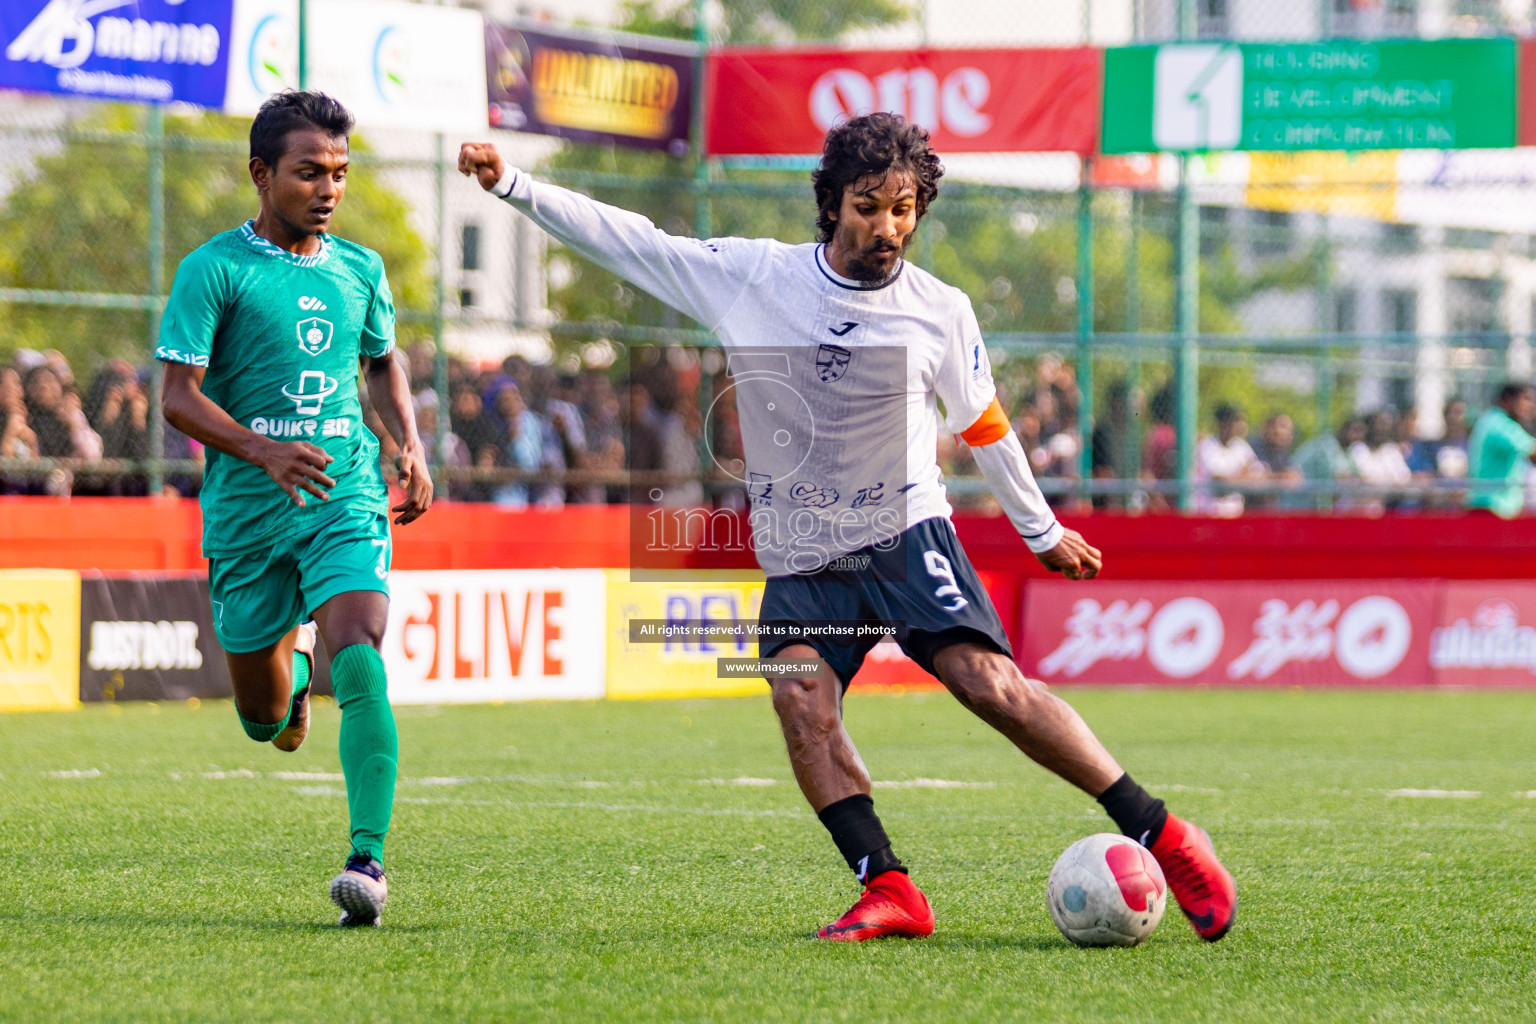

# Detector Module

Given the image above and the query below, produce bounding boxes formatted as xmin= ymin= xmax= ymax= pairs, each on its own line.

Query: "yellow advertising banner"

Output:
xmin=1245 ymin=150 xmax=1398 ymax=220
xmin=605 ymin=570 xmax=767 ymax=700
xmin=0 ymin=570 xmax=81 ymax=712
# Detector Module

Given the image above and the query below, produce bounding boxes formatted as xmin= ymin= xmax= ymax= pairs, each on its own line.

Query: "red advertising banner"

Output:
xmin=1431 ymin=582 xmax=1536 ymax=687
xmin=705 ymin=47 xmax=1101 ymax=156
xmin=1019 ymin=580 xmax=1436 ymax=687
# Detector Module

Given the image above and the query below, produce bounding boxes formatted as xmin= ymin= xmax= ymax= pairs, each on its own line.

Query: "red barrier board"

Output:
xmin=705 ymin=47 xmax=1101 ymax=156
xmin=1432 ymin=582 xmax=1536 ymax=687
xmin=1019 ymin=580 xmax=1435 ymax=687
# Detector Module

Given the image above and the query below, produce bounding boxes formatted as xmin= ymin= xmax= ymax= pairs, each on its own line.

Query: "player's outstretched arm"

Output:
xmin=935 ymin=299 xmax=1102 ymax=581
xmin=363 ymin=353 xmax=433 ymax=525
xmin=952 ymin=397 xmax=1102 ymax=581
xmin=458 ymin=141 xmax=760 ymax=332
xmin=161 ymin=362 xmax=335 ymax=508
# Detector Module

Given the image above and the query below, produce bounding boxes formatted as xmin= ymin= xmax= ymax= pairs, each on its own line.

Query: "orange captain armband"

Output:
xmin=959 ymin=397 xmax=1011 ymax=447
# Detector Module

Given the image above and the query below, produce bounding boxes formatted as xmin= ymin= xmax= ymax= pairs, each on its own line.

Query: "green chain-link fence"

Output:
xmin=2 ymin=0 xmax=1533 ymax=512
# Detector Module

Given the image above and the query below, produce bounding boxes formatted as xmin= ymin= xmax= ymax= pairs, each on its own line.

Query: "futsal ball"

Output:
xmin=1047 ymin=833 xmax=1168 ymax=947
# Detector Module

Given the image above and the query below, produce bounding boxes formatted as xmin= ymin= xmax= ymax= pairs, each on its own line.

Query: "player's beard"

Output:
xmin=840 ymin=231 xmax=910 ymax=285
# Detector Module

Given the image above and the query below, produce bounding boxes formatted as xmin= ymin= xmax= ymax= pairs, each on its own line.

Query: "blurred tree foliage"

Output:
xmin=0 ymin=104 xmax=432 ymax=372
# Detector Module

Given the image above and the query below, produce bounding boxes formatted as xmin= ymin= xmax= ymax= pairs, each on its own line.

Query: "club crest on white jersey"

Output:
xmin=815 ymin=343 xmax=852 ymax=382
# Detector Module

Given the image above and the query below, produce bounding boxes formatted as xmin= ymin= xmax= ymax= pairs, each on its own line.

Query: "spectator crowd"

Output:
xmin=940 ymin=353 xmax=1525 ymax=518
xmin=0 ymin=343 xmax=712 ymax=508
xmin=4 ymin=343 xmax=1535 ymax=518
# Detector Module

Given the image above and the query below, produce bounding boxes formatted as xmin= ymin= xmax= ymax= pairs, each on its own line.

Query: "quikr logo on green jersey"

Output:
xmin=282 ymin=370 xmax=339 ymax=416
xmin=253 ymin=367 xmax=352 ymax=438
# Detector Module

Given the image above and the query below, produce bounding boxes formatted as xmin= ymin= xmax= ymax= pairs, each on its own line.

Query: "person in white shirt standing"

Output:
xmin=1195 ymin=403 xmax=1265 ymax=516
xmin=459 ymin=114 xmax=1235 ymax=943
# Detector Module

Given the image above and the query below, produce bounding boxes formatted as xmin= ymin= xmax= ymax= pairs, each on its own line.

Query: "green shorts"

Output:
xmin=207 ymin=506 xmax=391 ymax=654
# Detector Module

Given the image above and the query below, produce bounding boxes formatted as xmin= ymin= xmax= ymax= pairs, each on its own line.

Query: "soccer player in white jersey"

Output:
xmin=459 ymin=114 xmax=1236 ymax=943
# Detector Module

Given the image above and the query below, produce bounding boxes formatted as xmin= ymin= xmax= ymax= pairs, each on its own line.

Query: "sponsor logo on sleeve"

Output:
xmin=154 ymin=346 xmax=208 ymax=367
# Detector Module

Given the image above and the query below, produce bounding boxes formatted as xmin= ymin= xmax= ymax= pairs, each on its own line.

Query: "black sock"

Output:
xmin=816 ymin=794 xmax=907 ymax=882
xmin=1096 ymin=772 xmax=1168 ymax=847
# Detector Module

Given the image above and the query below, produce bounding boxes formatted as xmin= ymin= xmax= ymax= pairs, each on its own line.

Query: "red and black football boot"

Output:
xmin=1148 ymin=814 xmax=1237 ymax=941
xmin=815 ymin=870 xmax=936 ymax=942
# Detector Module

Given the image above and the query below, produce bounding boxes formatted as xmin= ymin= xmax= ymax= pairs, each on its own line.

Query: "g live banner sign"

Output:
xmin=223 ymin=0 xmax=486 ymax=134
xmin=382 ymin=570 xmax=604 ymax=704
xmin=1 ymin=0 xmax=234 ymax=106
xmin=706 ymin=47 xmax=1101 ymax=156
xmin=1021 ymin=580 xmax=1435 ymax=687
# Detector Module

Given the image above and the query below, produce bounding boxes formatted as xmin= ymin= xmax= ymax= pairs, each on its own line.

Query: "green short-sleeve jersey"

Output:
xmin=1468 ymin=407 xmax=1536 ymax=518
xmin=156 ymin=221 xmax=394 ymax=556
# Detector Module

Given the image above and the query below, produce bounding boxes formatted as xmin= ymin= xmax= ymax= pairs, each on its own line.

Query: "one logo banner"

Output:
xmin=705 ymin=47 xmax=1101 ymax=156
xmin=1 ymin=0 xmax=235 ymax=106
xmin=487 ymin=22 xmax=694 ymax=155
xmin=1020 ymin=580 xmax=1435 ymax=687
xmin=79 ymin=573 xmax=231 ymax=701
xmin=383 ymin=570 xmax=606 ymax=704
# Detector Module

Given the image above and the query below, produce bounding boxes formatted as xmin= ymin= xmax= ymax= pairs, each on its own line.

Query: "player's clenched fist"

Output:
xmin=1036 ymin=528 xmax=1103 ymax=581
xmin=391 ymin=441 xmax=433 ymax=526
xmin=458 ymin=142 xmax=506 ymax=191
xmin=256 ymin=439 xmax=335 ymax=508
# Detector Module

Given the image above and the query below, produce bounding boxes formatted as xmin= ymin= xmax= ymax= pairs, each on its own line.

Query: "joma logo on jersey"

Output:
xmin=298 ymin=296 xmax=328 ymax=311
xmin=815 ymin=343 xmax=852 ymax=383
xmin=296 ymin=317 xmax=333 ymax=356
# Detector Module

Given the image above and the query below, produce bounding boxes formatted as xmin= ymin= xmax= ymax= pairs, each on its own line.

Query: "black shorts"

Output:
xmin=758 ymin=516 xmax=1012 ymax=689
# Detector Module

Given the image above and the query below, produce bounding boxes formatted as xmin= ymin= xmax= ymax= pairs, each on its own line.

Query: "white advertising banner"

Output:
xmin=383 ymin=570 xmax=606 ymax=704
xmin=225 ymin=0 xmax=487 ymax=133
xmin=223 ymin=0 xmax=298 ymax=116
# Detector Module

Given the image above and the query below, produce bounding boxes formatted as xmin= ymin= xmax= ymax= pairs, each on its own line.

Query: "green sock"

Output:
xmin=236 ymin=703 xmax=291 ymax=743
xmin=330 ymin=644 xmax=397 ymax=865
xmin=291 ymin=644 xmax=312 ymax=697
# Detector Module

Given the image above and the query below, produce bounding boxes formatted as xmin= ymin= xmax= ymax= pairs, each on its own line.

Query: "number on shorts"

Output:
xmin=371 ymin=537 xmax=390 ymax=581
xmin=923 ymin=550 xmax=968 ymax=613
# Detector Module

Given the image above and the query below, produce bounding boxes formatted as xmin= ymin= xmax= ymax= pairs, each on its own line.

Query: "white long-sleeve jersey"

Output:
xmin=493 ymin=168 xmax=1062 ymax=576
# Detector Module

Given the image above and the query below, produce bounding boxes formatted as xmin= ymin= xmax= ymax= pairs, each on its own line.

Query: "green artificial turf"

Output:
xmin=1 ymin=688 xmax=1534 ymax=1023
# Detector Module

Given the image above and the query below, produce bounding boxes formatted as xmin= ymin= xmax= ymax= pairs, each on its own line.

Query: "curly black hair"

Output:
xmin=812 ymin=112 xmax=944 ymax=243
xmin=250 ymin=90 xmax=354 ymax=169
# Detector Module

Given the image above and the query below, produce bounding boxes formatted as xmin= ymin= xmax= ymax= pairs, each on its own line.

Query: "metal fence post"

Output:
xmin=692 ymin=0 xmax=711 ymax=242
xmin=433 ymin=133 xmax=449 ymax=498
xmin=1175 ymin=160 xmax=1199 ymax=511
xmin=1076 ymin=159 xmax=1094 ymax=496
xmin=146 ymin=105 xmax=166 ymax=496
xmin=1175 ymin=0 xmax=1199 ymax=512
xmin=298 ymin=0 xmax=308 ymax=89
xmin=1315 ymin=214 xmax=1333 ymax=436
xmin=692 ymin=0 xmax=713 ymax=491
xmin=1122 ymin=189 xmax=1143 ymax=490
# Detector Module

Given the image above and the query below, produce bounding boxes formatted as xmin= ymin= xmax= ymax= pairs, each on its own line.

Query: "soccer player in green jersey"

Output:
xmin=157 ymin=91 xmax=433 ymax=927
